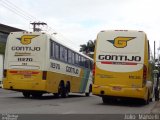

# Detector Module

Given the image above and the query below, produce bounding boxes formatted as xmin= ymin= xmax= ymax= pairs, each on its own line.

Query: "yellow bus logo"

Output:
xmin=18 ymin=35 xmax=39 ymax=45
xmin=108 ymin=37 xmax=136 ymax=48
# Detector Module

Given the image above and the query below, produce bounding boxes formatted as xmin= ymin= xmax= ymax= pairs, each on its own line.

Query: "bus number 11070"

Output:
xmin=18 ymin=58 xmax=33 ymax=62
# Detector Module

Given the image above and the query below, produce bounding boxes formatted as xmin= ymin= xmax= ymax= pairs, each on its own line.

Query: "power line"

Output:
xmin=0 ymin=0 xmax=81 ymax=50
xmin=1 ymin=0 xmax=37 ymax=21
xmin=0 ymin=2 xmax=30 ymax=21
xmin=5 ymin=0 xmax=37 ymax=20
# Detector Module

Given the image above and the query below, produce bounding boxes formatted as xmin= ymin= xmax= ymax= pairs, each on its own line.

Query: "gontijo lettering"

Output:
xmin=11 ymin=46 xmax=40 ymax=51
xmin=99 ymin=55 xmax=141 ymax=62
xmin=66 ymin=66 xmax=79 ymax=74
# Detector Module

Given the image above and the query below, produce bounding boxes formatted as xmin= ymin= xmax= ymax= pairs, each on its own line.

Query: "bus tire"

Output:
xmin=58 ymin=81 xmax=67 ymax=98
xmin=22 ymin=92 xmax=30 ymax=98
xmin=31 ymin=92 xmax=43 ymax=98
xmin=66 ymin=81 xmax=70 ymax=92
xmin=149 ymin=98 xmax=153 ymax=102
xmin=54 ymin=93 xmax=60 ymax=98
xmin=102 ymin=96 xmax=108 ymax=103
xmin=155 ymin=90 xmax=159 ymax=101
xmin=65 ymin=82 xmax=70 ymax=97
xmin=157 ymin=90 xmax=159 ymax=101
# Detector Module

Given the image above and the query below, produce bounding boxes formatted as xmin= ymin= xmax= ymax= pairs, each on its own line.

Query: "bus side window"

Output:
xmin=50 ymin=40 xmax=55 ymax=59
xmin=90 ymin=61 xmax=93 ymax=70
xmin=55 ymin=43 xmax=60 ymax=60
xmin=68 ymin=50 xmax=72 ymax=64
xmin=75 ymin=53 xmax=79 ymax=65
xmin=60 ymin=45 xmax=64 ymax=61
xmin=83 ymin=57 xmax=86 ymax=67
xmin=72 ymin=52 xmax=75 ymax=64
xmin=81 ymin=57 xmax=85 ymax=67
xmin=86 ymin=59 xmax=89 ymax=69
xmin=64 ymin=48 xmax=68 ymax=62
xmin=78 ymin=56 xmax=82 ymax=66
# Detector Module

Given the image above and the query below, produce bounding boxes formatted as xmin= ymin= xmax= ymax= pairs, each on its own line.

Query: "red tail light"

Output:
xmin=3 ymin=69 xmax=7 ymax=78
xmin=143 ymin=65 xmax=147 ymax=86
xmin=42 ymin=71 xmax=47 ymax=80
xmin=92 ymin=63 xmax=95 ymax=76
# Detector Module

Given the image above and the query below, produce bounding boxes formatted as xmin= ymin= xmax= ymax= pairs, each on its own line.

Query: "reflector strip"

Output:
xmin=9 ymin=71 xmax=39 ymax=74
xmin=32 ymin=72 xmax=40 ymax=74
xmin=9 ymin=71 xmax=18 ymax=73
xmin=101 ymin=61 xmax=137 ymax=65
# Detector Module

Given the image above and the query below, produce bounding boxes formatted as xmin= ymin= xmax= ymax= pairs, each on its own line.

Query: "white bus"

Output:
xmin=92 ymin=30 xmax=154 ymax=104
xmin=3 ymin=31 xmax=93 ymax=98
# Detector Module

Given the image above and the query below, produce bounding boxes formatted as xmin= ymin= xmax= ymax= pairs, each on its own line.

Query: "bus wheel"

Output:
xmin=54 ymin=93 xmax=60 ymax=98
xmin=31 ymin=92 xmax=43 ymax=98
xmin=65 ymin=82 xmax=70 ymax=97
xmin=102 ymin=96 xmax=113 ymax=104
xmin=58 ymin=81 xmax=67 ymax=98
xmin=157 ymin=90 xmax=159 ymax=101
xmin=155 ymin=90 xmax=159 ymax=101
xmin=22 ymin=92 xmax=31 ymax=98
xmin=102 ymin=96 xmax=108 ymax=103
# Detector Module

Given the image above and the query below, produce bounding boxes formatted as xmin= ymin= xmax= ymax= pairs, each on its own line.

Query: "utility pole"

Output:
xmin=30 ymin=22 xmax=47 ymax=32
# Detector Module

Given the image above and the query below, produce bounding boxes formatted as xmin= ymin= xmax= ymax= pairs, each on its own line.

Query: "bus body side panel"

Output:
xmin=46 ymin=70 xmax=84 ymax=93
xmin=46 ymin=71 xmax=72 ymax=93
xmin=46 ymin=59 xmax=92 ymax=93
xmin=79 ymin=68 xmax=91 ymax=92
xmin=144 ymin=39 xmax=154 ymax=99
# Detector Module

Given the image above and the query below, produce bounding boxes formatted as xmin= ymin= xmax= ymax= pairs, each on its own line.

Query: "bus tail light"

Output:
xmin=143 ymin=65 xmax=147 ymax=87
xmin=92 ymin=63 xmax=95 ymax=76
xmin=92 ymin=63 xmax=95 ymax=83
xmin=3 ymin=69 xmax=7 ymax=78
xmin=42 ymin=71 xmax=47 ymax=80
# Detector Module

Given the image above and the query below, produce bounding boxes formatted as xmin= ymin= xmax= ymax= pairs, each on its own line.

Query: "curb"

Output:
xmin=151 ymin=101 xmax=160 ymax=113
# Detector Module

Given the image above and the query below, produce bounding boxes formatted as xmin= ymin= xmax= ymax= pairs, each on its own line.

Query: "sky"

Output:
xmin=0 ymin=0 xmax=160 ymax=56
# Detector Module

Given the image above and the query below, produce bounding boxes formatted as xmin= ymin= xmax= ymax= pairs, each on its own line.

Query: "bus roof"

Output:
xmin=99 ymin=30 xmax=145 ymax=34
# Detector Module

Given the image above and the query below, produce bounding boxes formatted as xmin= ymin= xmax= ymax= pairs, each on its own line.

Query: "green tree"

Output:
xmin=79 ymin=40 xmax=95 ymax=58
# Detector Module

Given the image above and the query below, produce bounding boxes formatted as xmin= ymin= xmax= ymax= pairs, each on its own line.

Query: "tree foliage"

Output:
xmin=79 ymin=40 xmax=96 ymax=58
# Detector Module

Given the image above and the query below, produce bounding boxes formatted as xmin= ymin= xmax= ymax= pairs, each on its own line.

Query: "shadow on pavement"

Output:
xmin=97 ymin=98 xmax=148 ymax=107
xmin=10 ymin=93 xmax=87 ymax=100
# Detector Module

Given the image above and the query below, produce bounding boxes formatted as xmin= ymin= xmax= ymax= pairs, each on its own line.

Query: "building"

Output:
xmin=0 ymin=23 xmax=24 ymax=54
xmin=0 ymin=23 xmax=24 ymax=87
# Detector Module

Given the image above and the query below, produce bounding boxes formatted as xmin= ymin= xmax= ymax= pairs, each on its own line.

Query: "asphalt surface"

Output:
xmin=0 ymin=88 xmax=160 ymax=120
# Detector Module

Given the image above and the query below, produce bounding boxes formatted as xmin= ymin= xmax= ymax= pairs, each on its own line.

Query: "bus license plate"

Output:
xmin=112 ymin=86 xmax=122 ymax=91
xmin=24 ymin=74 xmax=31 ymax=78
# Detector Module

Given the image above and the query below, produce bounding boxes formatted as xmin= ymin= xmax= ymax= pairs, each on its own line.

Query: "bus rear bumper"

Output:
xmin=92 ymin=84 xmax=148 ymax=99
xmin=3 ymin=78 xmax=46 ymax=92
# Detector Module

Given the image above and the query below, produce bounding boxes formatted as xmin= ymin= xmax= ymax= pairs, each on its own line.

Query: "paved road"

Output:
xmin=0 ymin=88 xmax=159 ymax=115
xmin=1 ymin=88 xmax=160 ymax=120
